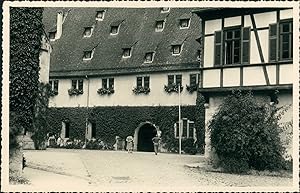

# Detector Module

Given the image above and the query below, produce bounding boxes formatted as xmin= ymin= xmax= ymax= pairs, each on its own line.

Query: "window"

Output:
xmin=214 ymin=26 xmax=250 ymax=66
xmin=91 ymin=122 xmax=96 ymax=138
xmin=83 ymin=50 xmax=93 ymax=60
xmin=110 ymin=25 xmax=119 ymax=35
xmin=102 ymin=78 xmax=114 ymax=89
xmin=49 ymin=32 xmax=56 ymax=40
xmin=197 ymin=50 xmax=201 ymax=60
xmin=180 ymin=19 xmax=190 ymax=29
xmin=161 ymin=7 xmax=170 ymax=13
xmin=49 ymin=80 xmax=59 ymax=91
xmin=136 ymin=76 xmax=150 ymax=89
xmin=122 ymin=48 xmax=131 ymax=58
xmin=168 ymin=74 xmax=182 ymax=86
xmin=174 ymin=118 xmax=195 ymax=138
xmin=144 ymin=52 xmax=154 ymax=63
xmin=189 ymin=74 xmax=199 ymax=87
xmin=269 ymin=20 xmax=293 ymax=61
xmin=96 ymin=10 xmax=105 ymax=20
xmin=71 ymin=79 xmax=83 ymax=91
xmin=156 ymin=20 xmax=165 ymax=32
xmin=172 ymin=45 xmax=182 ymax=55
xmin=62 ymin=121 xmax=70 ymax=139
xmin=83 ymin=27 xmax=93 ymax=37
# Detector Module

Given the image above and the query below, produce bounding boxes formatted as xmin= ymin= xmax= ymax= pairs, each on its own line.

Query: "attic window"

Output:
xmin=83 ymin=27 xmax=93 ymax=37
xmin=83 ymin=50 xmax=93 ymax=60
xmin=156 ymin=20 xmax=165 ymax=32
xmin=49 ymin=32 xmax=56 ymax=40
xmin=110 ymin=25 xmax=119 ymax=35
xmin=122 ymin=48 xmax=131 ymax=58
xmin=172 ymin=45 xmax=182 ymax=55
xmin=145 ymin=52 xmax=154 ymax=63
xmin=161 ymin=8 xmax=170 ymax=13
xmin=180 ymin=19 xmax=190 ymax=29
xmin=96 ymin=10 xmax=105 ymax=20
xmin=197 ymin=50 xmax=201 ymax=60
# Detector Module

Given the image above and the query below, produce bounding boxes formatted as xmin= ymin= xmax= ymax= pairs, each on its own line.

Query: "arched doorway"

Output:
xmin=134 ymin=122 xmax=158 ymax=152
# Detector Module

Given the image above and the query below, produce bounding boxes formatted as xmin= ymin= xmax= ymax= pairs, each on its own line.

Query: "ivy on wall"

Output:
xmin=47 ymin=105 xmax=205 ymax=154
xmin=195 ymin=92 xmax=206 ymax=153
xmin=9 ymin=8 xmax=44 ymax=150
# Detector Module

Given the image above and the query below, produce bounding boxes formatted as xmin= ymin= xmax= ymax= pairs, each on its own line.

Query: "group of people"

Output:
xmin=125 ymin=134 xmax=161 ymax=155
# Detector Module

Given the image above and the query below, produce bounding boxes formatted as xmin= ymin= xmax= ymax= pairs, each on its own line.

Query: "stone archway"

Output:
xmin=133 ymin=122 xmax=159 ymax=152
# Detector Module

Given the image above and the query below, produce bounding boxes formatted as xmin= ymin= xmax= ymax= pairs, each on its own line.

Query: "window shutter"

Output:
xmin=269 ymin=23 xmax=278 ymax=62
xmin=144 ymin=76 xmax=150 ymax=89
xmin=54 ymin=80 xmax=59 ymax=91
xmin=102 ymin=79 xmax=108 ymax=89
xmin=168 ymin=75 xmax=174 ymax=85
xmin=78 ymin=80 xmax=83 ymax=91
xmin=137 ymin=77 xmax=143 ymax=87
xmin=190 ymin=74 xmax=197 ymax=86
xmin=175 ymin=75 xmax=182 ymax=85
xmin=214 ymin=31 xmax=223 ymax=66
xmin=72 ymin=80 xmax=77 ymax=89
xmin=241 ymin=27 xmax=250 ymax=64
xmin=109 ymin=78 xmax=114 ymax=88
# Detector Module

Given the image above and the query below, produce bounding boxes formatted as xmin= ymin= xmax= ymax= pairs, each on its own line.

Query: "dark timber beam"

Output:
xmin=250 ymin=14 xmax=270 ymax=85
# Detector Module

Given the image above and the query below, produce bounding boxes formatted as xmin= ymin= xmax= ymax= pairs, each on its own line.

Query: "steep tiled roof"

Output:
xmin=43 ymin=8 xmax=201 ymax=77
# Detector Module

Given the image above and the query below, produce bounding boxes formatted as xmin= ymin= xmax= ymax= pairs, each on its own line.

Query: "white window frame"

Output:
xmin=49 ymin=79 xmax=59 ymax=91
xmin=96 ymin=10 xmax=105 ymax=21
xmin=172 ymin=44 xmax=182 ymax=55
xmin=161 ymin=7 xmax=170 ymax=13
xmin=179 ymin=18 xmax=190 ymax=29
xmin=110 ymin=25 xmax=120 ymax=35
xmin=155 ymin=20 xmax=165 ymax=32
xmin=122 ymin=48 xmax=132 ymax=58
xmin=83 ymin=49 xmax=94 ymax=60
xmin=144 ymin=52 xmax=155 ymax=63
xmin=136 ymin=76 xmax=150 ymax=88
xmin=101 ymin=77 xmax=114 ymax=89
xmin=174 ymin=119 xmax=196 ymax=139
xmin=83 ymin=27 xmax=94 ymax=38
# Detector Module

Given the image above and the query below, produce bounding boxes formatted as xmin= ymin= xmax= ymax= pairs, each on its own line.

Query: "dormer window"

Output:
xmin=83 ymin=27 xmax=93 ymax=37
xmin=49 ymin=32 xmax=56 ymax=41
xmin=122 ymin=48 xmax=131 ymax=58
xmin=161 ymin=7 xmax=170 ymax=13
xmin=145 ymin=52 xmax=154 ymax=63
xmin=180 ymin=19 xmax=190 ymax=29
xmin=83 ymin=50 xmax=93 ymax=60
xmin=156 ymin=20 xmax=165 ymax=32
xmin=110 ymin=25 xmax=119 ymax=35
xmin=96 ymin=10 xmax=105 ymax=20
xmin=172 ymin=45 xmax=182 ymax=55
xmin=197 ymin=50 xmax=201 ymax=60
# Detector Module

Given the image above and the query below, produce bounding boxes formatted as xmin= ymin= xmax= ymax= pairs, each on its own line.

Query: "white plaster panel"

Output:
xmin=49 ymin=71 xmax=199 ymax=107
xmin=280 ymin=64 xmax=293 ymax=84
xmin=204 ymin=36 xmax=214 ymax=67
xmin=266 ymin=65 xmax=276 ymax=85
xmin=223 ymin=68 xmax=240 ymax=87
xmin=224 ymin=16 xmax=241 ymax=27
xmin=243 ymin=66 xmax=266 ymax=86
xmin=254 ymin=11 xmax=276 ymax=28
xmin=250 ymin=30 xmax=269 ymax=64
xmin=203 ymin=69 xmax=220 ymax=88
xmin=250 ymin=32 xmax=261 ymax=64
xmin=244 ymin=15 xmax=253 ymax=28
xmin=280 ymin=9 xmax=293 ymax=20
xmin=205 ymin=19 xmax=221 ymax=35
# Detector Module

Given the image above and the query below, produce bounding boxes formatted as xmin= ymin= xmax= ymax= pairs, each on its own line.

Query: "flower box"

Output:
xmin=132 ymin=86 xmax=150 ymax=94
xmin=68 ymin=88 xmax=83 ymax=96
xmin=164 ymin=83 xmax=183 ymax=93
xmin=97 ymin=87 xmax=115 ymax=95
xmin=186 ymin=84 xmax=198 ymax=93
xmin=49 ymin=90 xmax=58 ymax=97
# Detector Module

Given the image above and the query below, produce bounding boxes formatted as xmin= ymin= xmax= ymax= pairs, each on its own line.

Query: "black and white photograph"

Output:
xmin=1 ymin=1 xmax=299 ymax=192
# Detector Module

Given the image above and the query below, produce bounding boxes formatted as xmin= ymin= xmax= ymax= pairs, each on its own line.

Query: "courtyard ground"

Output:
xmin=10 ymin=148 xmax=294 ymax=191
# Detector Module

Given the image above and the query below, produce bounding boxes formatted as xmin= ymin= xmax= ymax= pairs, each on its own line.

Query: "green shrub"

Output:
xmin=209 ymin=90 xmax=287 ymax=173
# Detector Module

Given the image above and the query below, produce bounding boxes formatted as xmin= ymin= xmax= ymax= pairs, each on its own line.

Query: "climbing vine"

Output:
xmin=9 ymin=7 xmax=44 ymax=150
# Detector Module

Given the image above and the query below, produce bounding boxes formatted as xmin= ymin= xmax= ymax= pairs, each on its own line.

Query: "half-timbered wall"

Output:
xmin=202 ymin=9 xmax=293 ymax=89
xmin=49 ymin=70 xmax=199 ymax=107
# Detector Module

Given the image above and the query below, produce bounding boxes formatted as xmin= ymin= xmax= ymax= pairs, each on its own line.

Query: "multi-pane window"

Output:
xmin=49 ymin=80 xmax=59 ymax=91
xmin=49 ymin=32 xmax=56 ymax=40
xmin=168 ymin=74 xmax=182 ymax=86
xmin=136 ymin=76 xmax=150 ymax=88
xmin=156 ymin=20 xmax=165 ymax=32
xmin=110 ymin=25 xmax=119 ymax=35
xmin=180 ymin=19 xmax=190 ymax=29
xmin=214 ymin=26 xmax=250 ymax=66
xmin=172 ymin=45 xmax=182 ymax=55
xmin=102 ymin=78 xmax=114 ymax=89
xmin=161 ymin=7 xmax=170 ymax=13
xmin=96 ymin=10 xmax=105 ymax=20
xmin=174 ymin=118 xmax=195 ymax=138
xmin=122 ymin=48 xmax=131 ymax=58
xmin=83 ymin=27 xmax=93 ymax=37
xmin=71 ymin=79 xmax=83 ymax=91
xmin=145 ymin=52 xmax=154 ymax=63
xmin=270 ymin=20 xmax=293 ymax=61
xmin=83 ymin=50 xmax=93 ymax=60
xmin=189 ymin=74 xmax=199 ymax=87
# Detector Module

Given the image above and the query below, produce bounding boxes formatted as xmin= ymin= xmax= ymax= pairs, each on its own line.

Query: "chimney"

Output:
xmin=56 ymin=11 xmax=63 ymax=39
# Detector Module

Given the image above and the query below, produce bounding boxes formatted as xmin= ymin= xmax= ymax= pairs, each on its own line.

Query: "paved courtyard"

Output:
xmin=18 ymin=148 xmax=293 ymax=191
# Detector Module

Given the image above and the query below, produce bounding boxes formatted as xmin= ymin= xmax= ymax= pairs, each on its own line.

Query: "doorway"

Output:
xmin=137 ymin=123 xmax=157 ymax=152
